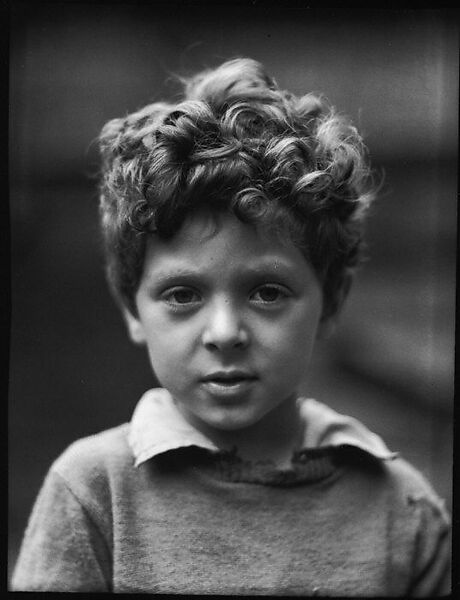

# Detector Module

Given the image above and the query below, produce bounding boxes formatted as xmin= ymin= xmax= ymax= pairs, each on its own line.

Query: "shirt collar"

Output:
xmin=128 ymin=388 xmax=397 ymax=467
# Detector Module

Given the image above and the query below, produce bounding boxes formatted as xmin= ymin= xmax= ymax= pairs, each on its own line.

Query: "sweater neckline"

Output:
xmin=201 ymin=446 xmax=341 ymax=486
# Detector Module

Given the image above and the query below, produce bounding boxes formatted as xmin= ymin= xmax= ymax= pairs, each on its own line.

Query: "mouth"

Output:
xmin=200 ymin=371 xmax=258 ymax=396
xmin=201 ymin=371 xmax=257 ymax=385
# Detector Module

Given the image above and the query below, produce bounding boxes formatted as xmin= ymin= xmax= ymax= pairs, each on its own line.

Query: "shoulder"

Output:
xmin=382 ymin=456 xmax=450 ymax=525
xmin=337 ymin=448 xmax=451 ymax=585
xmin=342 ymin=447 xmax=449 ymax=522
xmin=53 ymin=423 xmax=132 ymax=471
xmin=345 ymin=451 xmax=452 ymax=547
xmin=302 ymin=397 xmax=449 ymax=523
xmin=384 ymin=456 xmax=439 ymax=497
xmin=49 ymin=423 xmax=133 ymax=499
xmin=379 ymin=457 xmax=451 ymax=594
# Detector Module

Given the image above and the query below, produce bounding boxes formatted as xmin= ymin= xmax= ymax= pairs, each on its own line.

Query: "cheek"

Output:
xmin=141 ymin=310 xmax=196 ymax=349
xmin=145 ymin=334 xmax=182 ymax=368
xmin=273 ymin=332 xmax=316 ymax=371
xmin=272 ymin=302 xmax=322 ymax=343
xmin=145 ymin=344 xmax=186 ymax=391
xmin=263 ymin=309 xmax=321 ymax=367
xmin=141 ymin=318 xmax=197 ymax=381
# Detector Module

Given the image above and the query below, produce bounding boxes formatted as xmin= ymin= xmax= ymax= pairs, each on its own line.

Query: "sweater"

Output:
xmin=11 ymin=389 xmax=451 ymax=596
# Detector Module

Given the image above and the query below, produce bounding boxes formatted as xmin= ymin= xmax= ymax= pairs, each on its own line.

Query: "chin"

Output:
xmin=204 ymin=410 xmax=264 ymax=432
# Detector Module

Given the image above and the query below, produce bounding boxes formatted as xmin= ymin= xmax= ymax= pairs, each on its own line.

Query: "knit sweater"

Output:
xmin=11 ymin=389 xmax=451 ymax=596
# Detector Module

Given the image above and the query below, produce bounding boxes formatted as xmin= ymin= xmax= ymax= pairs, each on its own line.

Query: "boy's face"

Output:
xmin=126 ymin=212 xmax=329 ymax=436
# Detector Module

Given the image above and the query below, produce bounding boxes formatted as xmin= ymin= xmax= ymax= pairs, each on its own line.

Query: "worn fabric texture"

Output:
xmin=12 ymin=390 xmax=451 ymax=596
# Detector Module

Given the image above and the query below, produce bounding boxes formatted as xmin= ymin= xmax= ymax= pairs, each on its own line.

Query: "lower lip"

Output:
xmin=201 ymin=379 xmax=256 ymax=398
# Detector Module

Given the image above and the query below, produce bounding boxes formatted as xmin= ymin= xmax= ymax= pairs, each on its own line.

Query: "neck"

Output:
xmin=192 ymin=396 xmax=305 ymax=467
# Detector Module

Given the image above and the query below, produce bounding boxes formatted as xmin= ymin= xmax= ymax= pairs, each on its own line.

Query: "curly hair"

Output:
xmin=98 ymin=58 xmax=375 ymax=318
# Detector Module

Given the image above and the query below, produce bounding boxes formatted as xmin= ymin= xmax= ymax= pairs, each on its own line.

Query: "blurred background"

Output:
xmin=8 ymin=3 xmax=457 ymax=582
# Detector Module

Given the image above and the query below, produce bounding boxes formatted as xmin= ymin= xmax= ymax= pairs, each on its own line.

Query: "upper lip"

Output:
xmin=201 ymin=370 xmax=257 ymax=382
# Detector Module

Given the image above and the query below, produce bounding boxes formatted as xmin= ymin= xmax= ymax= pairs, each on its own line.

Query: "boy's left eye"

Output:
xmin=250 ymin=284 xmax=289 ymax=304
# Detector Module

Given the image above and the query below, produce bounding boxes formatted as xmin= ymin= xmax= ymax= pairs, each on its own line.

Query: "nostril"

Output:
xmin=202 ymin=327 xmax=249 ymax=350
xmin=201 ymin=303 xmax=250 ymax=350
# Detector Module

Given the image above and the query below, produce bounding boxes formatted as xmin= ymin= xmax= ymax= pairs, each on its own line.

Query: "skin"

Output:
xmin=124 ymin=212 xmax=335 ymax=465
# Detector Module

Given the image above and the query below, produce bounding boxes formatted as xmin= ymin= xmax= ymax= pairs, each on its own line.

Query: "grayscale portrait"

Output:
xmin=9 ymin=4 xmax=456 ymax=595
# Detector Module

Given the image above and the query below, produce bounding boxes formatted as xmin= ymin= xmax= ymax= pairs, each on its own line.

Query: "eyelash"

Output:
xmin=250 ymin=284 xmax=290 ymax=304
xmin=161 ymin=287 xmax=201 ymax=307
xmin=160 ymin=284 xmax=290 ymax=309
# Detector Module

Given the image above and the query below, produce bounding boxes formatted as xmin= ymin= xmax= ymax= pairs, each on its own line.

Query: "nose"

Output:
xmin=202 ymin=299 xmax=249 ymax=351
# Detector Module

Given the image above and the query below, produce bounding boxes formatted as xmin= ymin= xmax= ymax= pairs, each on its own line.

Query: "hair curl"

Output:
xmin=98 ymin=58 xmax=375 ymax=318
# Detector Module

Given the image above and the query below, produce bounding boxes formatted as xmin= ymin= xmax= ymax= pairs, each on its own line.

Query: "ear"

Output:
xmin=122 ymin=307 xmax=147 ymax=345
xmin=316 ymin=273 xmax=353 ymax=340
xmin=316 ymin=315 xmax=337 ymax=340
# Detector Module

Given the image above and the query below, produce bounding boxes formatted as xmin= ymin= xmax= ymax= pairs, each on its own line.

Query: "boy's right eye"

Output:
xmin=161 ymin=287 xmax=201 ymax=307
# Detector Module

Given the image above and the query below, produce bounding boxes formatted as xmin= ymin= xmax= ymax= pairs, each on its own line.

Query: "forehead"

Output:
xmin=141 ymin=212 xmax=316 ymax=281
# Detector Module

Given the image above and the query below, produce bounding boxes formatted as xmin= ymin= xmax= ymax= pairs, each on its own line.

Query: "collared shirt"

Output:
xmin=128 ymin=387 xmax=397 ymax=468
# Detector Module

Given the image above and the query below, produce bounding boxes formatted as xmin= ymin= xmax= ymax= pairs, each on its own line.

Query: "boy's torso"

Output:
xmin=108 ymin=447 xmax=400 ymax=595
xmin=45 ymin=391 xmax=447 ymax=596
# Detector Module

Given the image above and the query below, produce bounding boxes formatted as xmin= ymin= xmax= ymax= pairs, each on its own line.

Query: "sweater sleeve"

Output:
xmin=407 ymin=493 xmax=451 ymax=597
xmin=11 ymin=469 xmax=112 ymax=592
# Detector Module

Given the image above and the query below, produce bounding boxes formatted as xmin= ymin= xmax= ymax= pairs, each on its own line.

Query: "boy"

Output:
xmin=12 ymin=58 xmax=451 ymax=595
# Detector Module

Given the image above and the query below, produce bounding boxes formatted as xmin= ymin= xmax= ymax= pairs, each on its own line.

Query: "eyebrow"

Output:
xmin=144 ymin=269 xmax=203 ymax=287
xmin=143 ymin=259 xmax=300 ymax=287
